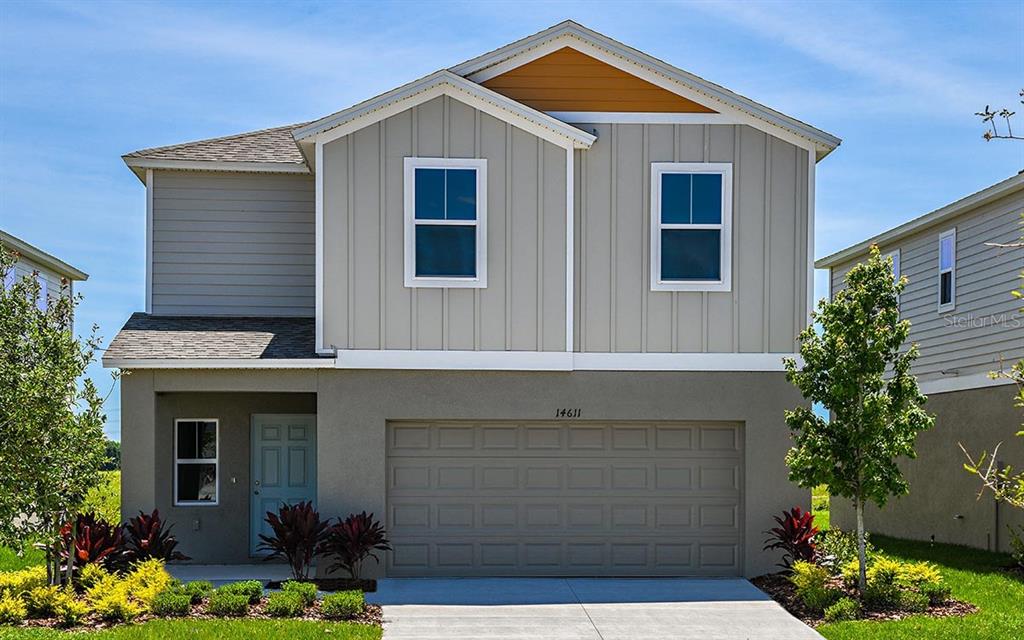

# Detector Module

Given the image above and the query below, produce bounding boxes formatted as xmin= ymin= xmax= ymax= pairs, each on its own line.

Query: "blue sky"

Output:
xmin=1 ymin=1 xmax=1021 ymax=440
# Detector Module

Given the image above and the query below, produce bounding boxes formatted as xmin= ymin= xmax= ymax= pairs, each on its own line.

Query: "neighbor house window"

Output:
xmin=938 ymin=228 xmax=955 ymax=311
xmin=650 ymin=162 xmax=732 ymax=291
xmin=404 ymin=157 xmax=487 ymax=288
xmin=174 ymin=419 xmax=218 ymax=505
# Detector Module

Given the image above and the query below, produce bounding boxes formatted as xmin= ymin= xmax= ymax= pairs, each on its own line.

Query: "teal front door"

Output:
xmin=250 ymin=414 xmax=317 ymax=556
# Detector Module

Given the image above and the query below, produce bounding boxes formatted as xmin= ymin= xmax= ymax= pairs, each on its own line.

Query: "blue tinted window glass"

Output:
xmin=414 ymin=168 xmax=445 ymax=219
xmin=446 ymin=169 xmax=477 ymax=220
xmin=661 ymin=229 xmax=721 ymax=281
xmin=691 ymin=174 xmax=722 ymax=224
xmin=661 ymin=173 xmax=691 ymax=224
xmin=416 ymin=225 xmax=477 ymax=277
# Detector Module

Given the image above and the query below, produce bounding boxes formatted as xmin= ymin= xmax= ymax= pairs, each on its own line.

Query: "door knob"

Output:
xmin=254 ymin=490 xmax=260 ymax=495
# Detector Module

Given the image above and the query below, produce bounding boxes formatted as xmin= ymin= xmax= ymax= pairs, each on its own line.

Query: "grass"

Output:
xmin=818 ymin=535 xmax=1024 ymax=639
xmin=0 ymin=545 xmax=44 ymax=572
xmin=812 ymin=484 xmax=830 ymax=530
xmin=0 ymin=619 xmax=382 ymax=639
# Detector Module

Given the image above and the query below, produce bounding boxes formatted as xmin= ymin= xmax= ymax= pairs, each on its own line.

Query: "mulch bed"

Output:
xmin=751 ymin=572 xmax=977 ymax=627
xmin=15 ymin=599 xmax=383 ymax=630
xmin=266 ymin=578 xmax=377 ymax=592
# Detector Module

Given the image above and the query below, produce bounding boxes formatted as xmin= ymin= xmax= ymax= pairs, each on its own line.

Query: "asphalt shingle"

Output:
xmin=103 ymin=313 xmax=319 ymax=361
xmin=123 ymin=123 xmax=309 ymax=166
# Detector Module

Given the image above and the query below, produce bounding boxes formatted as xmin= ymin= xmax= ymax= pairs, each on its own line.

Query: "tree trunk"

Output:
xmin=856 ymin=498 xmax=868 ymax=593
xmin=64 ymin=518 xmax=75 ymax=587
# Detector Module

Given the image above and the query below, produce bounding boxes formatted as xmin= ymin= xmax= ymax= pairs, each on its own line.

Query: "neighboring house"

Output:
xmin=817 ymin=172 xmax=1024 ymax=553
xmin=103 ymin=21 xmax=841 ymax=578
xmin=1 ymin=229 xmax=89 ymax=311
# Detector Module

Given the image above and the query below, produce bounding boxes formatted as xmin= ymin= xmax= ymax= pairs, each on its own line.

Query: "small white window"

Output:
xmin=650 ymin=162 xmax=732 ymax=291
xmin=404 ymin=157 xmax=487 ymax=288
xmin=174 ymin=419 xmax=218 ymax=506
xmin=938 ymin=228 xmax=955 ymax=311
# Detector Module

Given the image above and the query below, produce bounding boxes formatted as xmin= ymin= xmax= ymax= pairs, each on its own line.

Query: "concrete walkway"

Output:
xmin=369 ymin=578 xmax=823 ymax=640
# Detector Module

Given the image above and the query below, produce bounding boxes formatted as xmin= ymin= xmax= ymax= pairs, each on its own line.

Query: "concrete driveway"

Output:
xmin=369 ymin=578 xmax=822 ymax=640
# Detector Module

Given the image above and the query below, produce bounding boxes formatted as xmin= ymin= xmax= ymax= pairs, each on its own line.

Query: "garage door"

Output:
xmin=386 ymin=421 xmax=743 ymax=576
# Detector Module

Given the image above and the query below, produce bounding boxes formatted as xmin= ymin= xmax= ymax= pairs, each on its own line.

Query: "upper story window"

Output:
xmin=938 ymin=228 xmax=955 ymax=311
xmin=650 ymin=162 xmax=732 ymax=292
xmin=404 ymin=158 xmax=488 ymax=288
xmin=174 ymin=419 xmax=218 ymax=506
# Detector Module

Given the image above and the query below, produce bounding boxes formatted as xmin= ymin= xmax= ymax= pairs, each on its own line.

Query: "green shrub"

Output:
xmin=0 ymin=592 xmax=27 ymax=625
xmin=178 ymin=580 xmax=214 ymax=604
xmin=122 ymin=558 xmax=174 ymax=610
xmin=281 ymin=580 xmax=317 ymax=607
xmin=801 ymin=586 xmax=843 ymax=613
xmin=78 ymin=563 xmax=109 ymax=590
xmin=1008 ymin=524 xmax=1024 ymax=569
xmin=0 ymin=566 xmax=47 ymax=598
xmin=896 ymin=561 xmax=942 ymax=589
xmin=82 ymin=470 xmax=121 ymax=525
xmin=85 ymin=568 xmax=143 ymax=622
xmin=54 ymin=595 xmax=89 ymax=628
xmin=920 ymin=581 xmax=952 ymax=605
xmin=320 ymin=590 xmax=363 ymax=619
xmin=217 ymin=580 xmax=263 ymax=604
xmin=866 ymin=556 xmax=903 ymax=587
xmin=898 ymin=589 xmax=930 ymax=613
xmin=824 ymin=596 xmax=862 ymax=623
xmin=265 ymin=590 xmax=305 ymax=617
xmin=862 ymin=582 xmax=901 ymax=609
xmin=207 ymin=590 xmax=249 ymax=616
xmin=816 ymin=529 xmax=874 ymax=572
xmin=25 ymin=585 xmax=61 ymax=618
xmin=151 ymin=590 xmax=192 ymax=617
xmin=789 ymin=560 xmax=830 ymax=592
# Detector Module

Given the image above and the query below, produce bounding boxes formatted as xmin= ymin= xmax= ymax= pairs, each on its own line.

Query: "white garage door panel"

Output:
xmin=386 ymin=421 xmax=743 ymax=576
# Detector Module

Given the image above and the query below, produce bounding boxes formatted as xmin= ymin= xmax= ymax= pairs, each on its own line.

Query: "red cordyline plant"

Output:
xmin=257 ymin=501 xmax=330 ymax=580
xmin=320 ymin=511 xmax=392 ymax=579
xmin=762 ymin=506 xmax=819 ymax=570
xmin=59 ymin=512 xmax=126 ymax=572
xmin=123 ymin=509 xmax=190 ymax=563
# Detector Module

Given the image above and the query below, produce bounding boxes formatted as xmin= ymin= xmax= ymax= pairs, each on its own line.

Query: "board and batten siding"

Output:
xmin=322 ymin=95 xmax=568 ymax=352
xmin=829 ymin=188 xmax=1024 ymax=381
xmin=150 ymin=171 xmax=315 ymax=316
xmin=573 ymin=123 xmax=809 ymax=353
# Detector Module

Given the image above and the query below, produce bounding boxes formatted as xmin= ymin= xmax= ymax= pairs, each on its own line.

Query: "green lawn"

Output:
xmin=811 ymin=484 xmax=830 ymax=530
xmin=0 ymin=545 xmax=44 ymax=572
xmin=0 ymin=619 xmax=381 ymax=640
xmin=818 ymin=535 xmax=1024 ymax=639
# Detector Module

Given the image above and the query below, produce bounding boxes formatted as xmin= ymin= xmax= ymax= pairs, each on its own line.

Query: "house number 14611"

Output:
xmin=555 ymin=408 xmax=582 ymax=418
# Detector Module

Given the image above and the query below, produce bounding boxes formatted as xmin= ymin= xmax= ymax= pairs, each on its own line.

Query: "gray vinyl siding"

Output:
xmin=322 ymin=95 xmax=568 ymax=352
xmin=574 ymin=124 xmax=809 ymax=353
xmin=10 ymin=255 xmax=71 ymax=304
xmin=829 ymin=189 xmax=1024 ymax=381
xmin=150 ymin=171 xmax=315 ymax=316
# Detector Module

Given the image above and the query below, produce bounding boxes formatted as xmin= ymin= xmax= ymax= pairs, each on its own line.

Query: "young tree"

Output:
xmin=783 ymin=246 xmax=934 ymax=591
xmin=0 ymin=246 xmax=113 ymax=585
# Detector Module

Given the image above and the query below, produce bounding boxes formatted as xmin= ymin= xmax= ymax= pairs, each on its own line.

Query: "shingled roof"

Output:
xmin=103 ymin=313 xmax=320 ymax=363
xmin=123 ymin=122 xmax=309 ymax=166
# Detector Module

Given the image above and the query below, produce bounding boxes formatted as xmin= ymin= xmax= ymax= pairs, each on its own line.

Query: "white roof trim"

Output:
xmin=917 ymin=371 xmax=1017 ymax=396
xmin=451 ymin=21 xmax=840 ymax=160
xmin=0 ymin=230 xmax=88 ymax=281
xmin=292 ymin=70 xmax=596 ymax=151
xmin=102 ymin=357 xmax=334 ymax=370
xmin=123 ymin=157 xmax=310 ymax=175
xmin=816 ymin=172 xmax=1024 ymax=269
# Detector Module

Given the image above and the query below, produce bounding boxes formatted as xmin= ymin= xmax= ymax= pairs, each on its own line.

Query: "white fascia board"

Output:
xmin=294 ymin=71 xmax=595 ymax=150
xmin=816 ymin=173 xmax=1024 ymax=269
xmin=123 ymin=157 xmax=310 ymax=175
xmin=102 ymin=358 xmax=336 ymax=370
xmin=547 ymin=112 xmax=738 ymax=125
xmin=453 ymin=25 xmax=840 ymax=159
xmin=573 ymin=352 xmax=795 ymax=371
xmin=336 ymin=350 xmax=574 ymax=371
xmin=917 ymin=372 xmax=1017 ymax=395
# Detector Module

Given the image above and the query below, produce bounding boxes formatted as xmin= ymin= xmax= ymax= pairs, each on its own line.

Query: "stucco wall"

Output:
xmin=122 ymin=368 xmax=809 ymax=576
xmin=831 ymin=383 xmax=1023 ymax=552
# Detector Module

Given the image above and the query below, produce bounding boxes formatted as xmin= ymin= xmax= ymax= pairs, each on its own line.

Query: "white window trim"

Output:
xmin=883 ymin=248 xmax=900 ymax=305
xmin=403 ymin=157 xmax=488 ymax=288
xmin=650 ymin=162 xmax=733 ymax=292
xmin=938 ymin=228 xmax=956 ymax=312
xmin=173 ymin=418 xmax=219 ymax=507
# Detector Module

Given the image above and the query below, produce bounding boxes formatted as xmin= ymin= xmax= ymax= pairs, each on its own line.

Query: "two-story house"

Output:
xmin=1 ymin=229 xmax=88 ymax=309
xmin=103 ymin=21 xmax=841 ymax=578
xmin=817 ymin=172 xmax=1024 ymax=553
